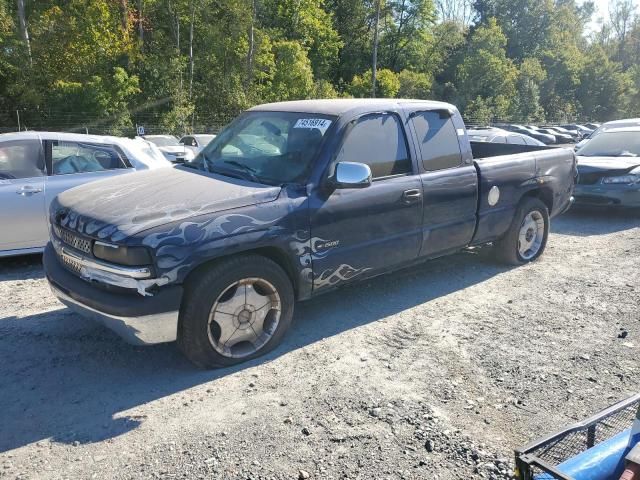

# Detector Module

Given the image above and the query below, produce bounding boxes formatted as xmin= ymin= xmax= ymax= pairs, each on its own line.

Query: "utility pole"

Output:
xmin=16 ymin=110 xmax=21 ymax=131
xmin=371 ymin=0 xmax=381 ymax=98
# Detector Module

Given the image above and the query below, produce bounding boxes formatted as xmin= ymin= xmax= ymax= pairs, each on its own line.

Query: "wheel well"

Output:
xmin=184 ymin=247 xmax=298 ymax=295
xmin=522 ymin=187 xmax=553 ymax=213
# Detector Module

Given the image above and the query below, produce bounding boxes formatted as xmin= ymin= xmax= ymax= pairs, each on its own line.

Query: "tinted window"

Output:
xmin=411 ymin=111 xmax=462 ymax=171
xmin=336 ymin=113 xmax=410 ymax=179
xmin=181 ymin=137 xmax=195 ymax=146
xmin=508 ymin=135 xmax=526 ymax=145
xmin=52 ymin=141 xmax=128 ymax=175
xmin=0 ymin=139 xmax=44 ymax=179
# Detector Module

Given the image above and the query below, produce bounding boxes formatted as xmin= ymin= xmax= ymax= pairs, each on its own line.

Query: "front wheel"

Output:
xmin=494 ymin=197 xmax=549 ymax=265
xmin=178 ymin=255 xmax=295 ymax=368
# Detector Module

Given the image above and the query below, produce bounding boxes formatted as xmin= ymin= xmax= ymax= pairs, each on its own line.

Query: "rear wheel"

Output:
xmin=178 ymin=255 xmax=294 ymax=368
xmin=494 ymin=197 xmax=549 ymax=265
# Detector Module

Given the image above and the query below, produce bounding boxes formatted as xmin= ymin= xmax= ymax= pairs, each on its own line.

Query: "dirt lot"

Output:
xmin=0 ymin=209 xmax=638 ymax=480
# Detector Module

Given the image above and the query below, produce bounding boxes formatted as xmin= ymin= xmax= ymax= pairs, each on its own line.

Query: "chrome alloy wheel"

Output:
xmin=518 ymin=210 xmax=545 ymax=260
xmin=207 ymin=278 xmax=281 ymax=358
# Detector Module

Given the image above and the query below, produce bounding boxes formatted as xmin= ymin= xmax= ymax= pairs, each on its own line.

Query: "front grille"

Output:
xmin=55 ymin=226 xmax=92 ymax=254
xmin=59 ymin=251 xmax=83 ymax=275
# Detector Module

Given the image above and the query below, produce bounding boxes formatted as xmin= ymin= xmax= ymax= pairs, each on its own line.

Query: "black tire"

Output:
xmin=177 ymin=255 xmax=295 ymax=369
xmin=494 ymin=197 xmax=550 ymax=265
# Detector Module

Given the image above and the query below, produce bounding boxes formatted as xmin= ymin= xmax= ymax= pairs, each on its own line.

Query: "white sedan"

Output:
xmin=0 ymin=131 xmax=172 ymax=257
xmin=179 ymin=134 xmax=216 ymax=155
xmin=144 ymin=135 xmax=195 ymax=163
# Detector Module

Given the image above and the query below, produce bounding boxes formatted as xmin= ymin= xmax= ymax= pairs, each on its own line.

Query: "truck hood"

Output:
xmin=577 ymin=156 xmax=640 ymax=174
xmin=53 ymin=167 xmax=282 ymax=242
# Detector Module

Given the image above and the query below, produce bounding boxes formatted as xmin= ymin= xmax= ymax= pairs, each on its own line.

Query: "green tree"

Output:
xmin=349 ymin=68 xmax=401 ymax=98
xmin=511 ymin=58 xmax=546 ymax=122
xmin=50 ymin=67 xmax=140 ymax=134
xmin=263 ymin=40 xmax=315 ymax=101
xmin=576 ymin=47 xmax=632 ymax=121
xmin=398 ymin=70 xmax=432 ymax=98
xmin=378 ymin=0 xmax=437 ymax=71
xmin=455 ymin=18 xmax=517 ymax=119
xmin=259 ymin=0 xmax=342 ymax=79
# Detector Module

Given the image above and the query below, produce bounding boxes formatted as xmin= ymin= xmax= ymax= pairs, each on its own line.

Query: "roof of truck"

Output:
xmin=249 ymin=98 xmax=455 ymax=116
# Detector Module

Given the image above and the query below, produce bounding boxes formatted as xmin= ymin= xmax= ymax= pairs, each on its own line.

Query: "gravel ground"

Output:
xmin=0 ymin=208 xmax=638 ymax=480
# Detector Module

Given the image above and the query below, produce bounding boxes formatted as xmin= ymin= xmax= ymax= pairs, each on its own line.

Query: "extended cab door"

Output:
xmin=407 ymin=110 xmax=478 ymax=258
xmin=0 ymin=138 xmax=47 ymax=251
xmin=308 ymin=111 xmax=423 ymax=292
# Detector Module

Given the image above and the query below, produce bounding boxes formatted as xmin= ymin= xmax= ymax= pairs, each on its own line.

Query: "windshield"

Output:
xmin=146 ymin=136 xmax=180 ymax=147
xmin=189 ymin=111 xmax=335 ymax=185
xmin=577 ymin=131 xmax=640 ymax=157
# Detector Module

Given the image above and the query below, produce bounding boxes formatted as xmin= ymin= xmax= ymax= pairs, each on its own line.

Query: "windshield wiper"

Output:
xmin=223 ymin=160 xmax=261 ymax=183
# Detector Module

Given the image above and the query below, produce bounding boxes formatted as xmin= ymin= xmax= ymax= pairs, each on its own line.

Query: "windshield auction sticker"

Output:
xmin=293 ymin=118 xmax=332 ymax=132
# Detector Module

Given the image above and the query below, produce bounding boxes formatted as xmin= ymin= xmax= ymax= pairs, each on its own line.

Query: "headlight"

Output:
xmin=93 ymin=241 xmax=153 ymax=266
xmin=602 ymin=175 xmax=639 ymax=185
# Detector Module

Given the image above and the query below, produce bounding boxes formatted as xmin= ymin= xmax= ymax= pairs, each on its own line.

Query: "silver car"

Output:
xmin=0 ymin=131 xmax=171 ymax=257
xmin=467 ymin=128 xmax=545 ymax=146
xmin=144 ymin=135 xmax=195 ymax=163
xmin=179 ymin=134 xmax=216 ymax=155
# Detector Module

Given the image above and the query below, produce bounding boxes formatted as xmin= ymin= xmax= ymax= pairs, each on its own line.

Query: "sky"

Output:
xmin=583 ymin=0 xmax=640 ymax=32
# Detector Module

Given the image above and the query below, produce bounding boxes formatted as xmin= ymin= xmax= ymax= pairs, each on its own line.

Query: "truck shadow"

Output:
xmin=552 ymin=208 xmax=639 ymax=237
xmin=0 ymin=249 xmax=509 ymax=453
xmin=0 ymin=254 xmax=44 ymax=280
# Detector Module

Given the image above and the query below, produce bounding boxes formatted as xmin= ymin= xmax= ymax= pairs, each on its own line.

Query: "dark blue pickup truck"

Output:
xmin=44 ymin=99 xmax=575 ymax=368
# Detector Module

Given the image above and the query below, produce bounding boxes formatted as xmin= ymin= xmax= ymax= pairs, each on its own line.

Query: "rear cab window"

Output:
xmin=335 ymin=112 xmax=411 ymax=179
xmin=409 ymin=111 xmax=462 ymax=171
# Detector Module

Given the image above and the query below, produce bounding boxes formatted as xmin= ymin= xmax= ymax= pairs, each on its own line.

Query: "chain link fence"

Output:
xmin=0 ymin=110 xmax=600 ymax=137
xmin=0 ymin=111 xmax=238 ymax=138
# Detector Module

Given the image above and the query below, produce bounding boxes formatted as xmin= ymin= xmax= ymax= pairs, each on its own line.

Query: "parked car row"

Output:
xmin=492 ymin=123 xmax=599 ymax=145
xmin=141 ymin=134 xmax=216 ymax=164
xmin=467 ymin=127 xmax=545 ymax=146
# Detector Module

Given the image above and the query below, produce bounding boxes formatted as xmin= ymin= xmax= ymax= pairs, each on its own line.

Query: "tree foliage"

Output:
xmin=0 ymin=0 xmax=638 ymax=134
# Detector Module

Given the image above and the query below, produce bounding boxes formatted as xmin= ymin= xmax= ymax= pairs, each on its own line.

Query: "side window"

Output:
xmin=335 ymin=113 xmax=411 ymax=179
xmin=0 ymin=139 xmax=44 ymax=179
xmin=508 ymin=135 xmax=526 ymax=145
xmin=410 ymin=111 xmax=462 ymax=171
xmin=51 ymin=141 xmax=128 ymax=175
xmin=493 ymin=135 xmax=507 ymax=144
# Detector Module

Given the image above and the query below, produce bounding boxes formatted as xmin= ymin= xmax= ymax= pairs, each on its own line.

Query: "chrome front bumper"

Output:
xmin=49 ymin=283 xmax=179 ymax=345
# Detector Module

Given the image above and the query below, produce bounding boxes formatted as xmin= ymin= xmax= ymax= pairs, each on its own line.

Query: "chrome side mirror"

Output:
xmin=331 ymin=162 xmax=372 ymax=189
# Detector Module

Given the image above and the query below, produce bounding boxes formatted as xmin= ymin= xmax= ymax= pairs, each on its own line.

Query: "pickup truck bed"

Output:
xmin=470 ymin=143 xmax=576 ymax=245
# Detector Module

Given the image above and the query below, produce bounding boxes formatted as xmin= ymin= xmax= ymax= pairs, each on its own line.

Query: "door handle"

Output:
xmin=16 ymin=185 xmax=43 ymax=196
xmin=402 ymin=189 xmax=422 ymax=204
